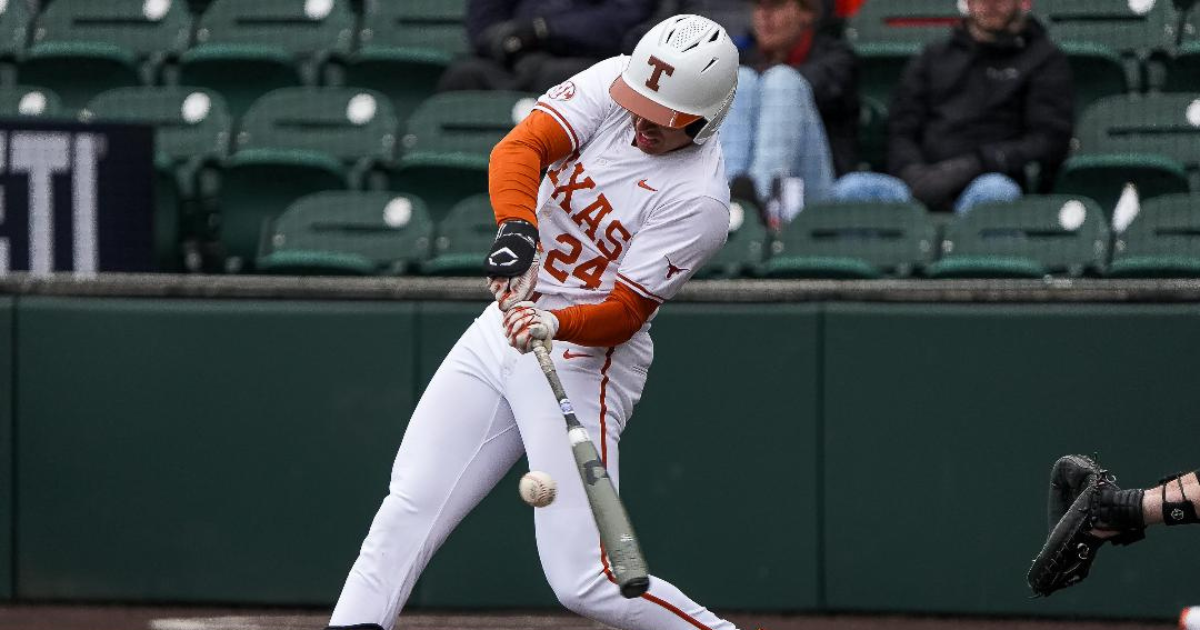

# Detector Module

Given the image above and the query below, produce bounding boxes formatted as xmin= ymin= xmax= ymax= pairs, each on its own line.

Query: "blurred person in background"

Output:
xmin=833 ymin=0 xmax=1072 ymax=213
xmin=438 ymin=0 xmax=657 ymax=93
xmin=720 ymin=0 xmax=859 ymax=227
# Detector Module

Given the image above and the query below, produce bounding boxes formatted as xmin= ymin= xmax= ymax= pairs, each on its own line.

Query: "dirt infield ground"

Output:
xmin=0 ymin=606 xmax=1175 ymax=630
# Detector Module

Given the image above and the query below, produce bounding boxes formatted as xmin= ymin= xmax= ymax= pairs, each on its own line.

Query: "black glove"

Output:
xmin=900 ymin=154 xmax=984 ymax=211
xmin=485 ymin=219 xmax=541 ymax=311
xmin=1027 ymin=455 xmax=1146 ymax=597
xmin=480 ymin=17 xmax=549 ymax=65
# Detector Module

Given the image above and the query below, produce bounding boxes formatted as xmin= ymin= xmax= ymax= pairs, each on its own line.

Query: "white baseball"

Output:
xmin=519 ymin=471 xmax=556 ymax=508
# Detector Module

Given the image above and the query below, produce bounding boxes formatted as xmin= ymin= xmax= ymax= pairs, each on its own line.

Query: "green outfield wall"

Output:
xmin=4 ymin=293 xmax=1200 ymax=618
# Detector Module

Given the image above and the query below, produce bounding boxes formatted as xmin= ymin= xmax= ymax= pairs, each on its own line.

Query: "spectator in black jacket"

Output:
xmin=833 ymin=0 xmax=1073 ymax=213
xmin=721 ymin=0 xmax=859 ymax=226
xmin=438 ymin=0 xmax=657 ymax=93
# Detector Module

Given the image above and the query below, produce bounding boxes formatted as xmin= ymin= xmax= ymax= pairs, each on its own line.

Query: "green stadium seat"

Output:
xmin=26 ymin=0 xmax=192 ymax=86
xmin=82 ymin=86 xmax=233 ymax=269
xmin=389 ymin=91 xmax=537 ymax=222
xmin=1038 ymin=0 xmax=1175 ymax=91
xmin=421 ymin=194 xmax=498 ymax=276
xmin=18 ymin=42 xmax=141 ymax=114
xmin=1055 ymin=94 xmax=1197 ymax=215
xmin=180 ymin=0 xmax=356 ymax=118
xmin=0 ymin=85 xmax=63 ymax=118
xmin=1108 ymin=194 xmax=1200 ymax=278
xmin=340 ymin=0 xmax=469 ymax=124
xmin=925 ymin=195 xmax=1109 ymax=278
xmin=1164 ymin=41 xmax=1200 ymax=93
xmin=0 ymin=0 xmax=31 ymax=80
xmin=215 ymin=148 xmax=348 ymax=272
xmin=257 ymin=191 xmax=434 ymax=275
xmin=761 ymin=201 xmax=936 ymax=279
xmin=235 ymin=87 xmax=397 ymax=189
xmin=1038 ymin=0 xmax=1175 ymax=56
xmin=83 ymin=86 xmax=231 ymax=164
xmin=1058 ymin=41 xmax=1130 ymax=117
xmin=694 ymin=200 xmax=770 ymax=279
xmin=845 ymin=0 xmax=964 ymax=106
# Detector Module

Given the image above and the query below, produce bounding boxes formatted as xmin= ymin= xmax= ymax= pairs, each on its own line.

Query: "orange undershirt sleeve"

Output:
xmin=488 ymin=110 xmax=575 ymax=226
xmin=551 ymin=282 xmax=660 ymax=347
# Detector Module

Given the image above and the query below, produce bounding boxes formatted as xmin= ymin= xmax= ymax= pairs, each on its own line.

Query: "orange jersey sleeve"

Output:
xmin=488 ymin=110 xmax=575 ymax=226
xmin=551 ymin=282 xmax=660 ymax=347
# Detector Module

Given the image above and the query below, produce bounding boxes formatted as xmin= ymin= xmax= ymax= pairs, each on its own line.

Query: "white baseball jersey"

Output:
xmin=532 ymin=56 xmax=730 ymax=310
xmin=328 ymin=54 xmax=743 ymax=630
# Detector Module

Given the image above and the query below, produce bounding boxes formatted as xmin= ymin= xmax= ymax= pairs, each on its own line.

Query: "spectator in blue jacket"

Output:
xmin=438 ymin=0 xmax=658 ymax=93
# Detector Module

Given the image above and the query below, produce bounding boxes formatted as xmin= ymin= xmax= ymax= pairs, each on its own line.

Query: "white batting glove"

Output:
xmin=502 ymin=301 xmax=558 ymax=353
xmin=487 ymin=248 xmax=540 ymax=312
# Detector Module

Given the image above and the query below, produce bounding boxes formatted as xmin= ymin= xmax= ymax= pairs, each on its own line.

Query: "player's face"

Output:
xmin=630 ymin=114 xmax=693 ymax=155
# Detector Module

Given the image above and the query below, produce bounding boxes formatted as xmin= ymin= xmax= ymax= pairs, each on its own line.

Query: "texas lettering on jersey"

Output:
xmin=530 ymin=55 xmax=731 ymax=306
xmin=543 ymin=158 xmax=633 ymax=290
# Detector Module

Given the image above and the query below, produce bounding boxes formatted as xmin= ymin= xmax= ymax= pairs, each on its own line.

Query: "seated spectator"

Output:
xmin=438 ymin=0 xmax=656 ymax=93
xmin=834 ymin=0 xmax=1073 ymax=213
xmin=721 ymin=0 xmax=860 ymax=226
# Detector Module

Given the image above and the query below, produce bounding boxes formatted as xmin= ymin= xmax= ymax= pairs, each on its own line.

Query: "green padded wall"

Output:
xmin=823 ymin=303 xmax=1200 ymax=618
xmin=15 ymin=298 xmax=419 ymax=603
xmin=622 ymin=304 xmax=822 ymax=610
xmin=408 ymin=302 xmax=560 ymax=609
xmin=0 ymin=297 xmax=12 ymax=601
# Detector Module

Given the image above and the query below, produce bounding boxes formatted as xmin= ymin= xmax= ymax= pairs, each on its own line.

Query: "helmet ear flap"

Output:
xmin=684 ymin=117 xmax=707 ymax=139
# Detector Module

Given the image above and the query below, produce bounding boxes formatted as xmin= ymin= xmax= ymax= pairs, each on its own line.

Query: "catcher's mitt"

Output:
xmin=1027 ymin=455 xmax=1146 ymax=597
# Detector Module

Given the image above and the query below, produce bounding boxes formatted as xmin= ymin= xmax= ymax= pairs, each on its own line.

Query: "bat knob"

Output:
xmin=620 ymin=577 xmax=650 ymax=599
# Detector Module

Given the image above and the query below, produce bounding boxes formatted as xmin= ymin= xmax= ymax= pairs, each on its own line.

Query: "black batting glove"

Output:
xmin=485 ymin=219 xmax=541 ymax=311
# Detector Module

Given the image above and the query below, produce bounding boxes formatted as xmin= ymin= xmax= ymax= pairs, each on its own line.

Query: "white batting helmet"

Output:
xmin=609 ymin=14 xmax=739 ymax=145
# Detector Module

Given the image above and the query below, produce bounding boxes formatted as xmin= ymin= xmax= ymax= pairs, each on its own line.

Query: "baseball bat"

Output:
xmin=532 ymin=344 xmax=650 ymax=599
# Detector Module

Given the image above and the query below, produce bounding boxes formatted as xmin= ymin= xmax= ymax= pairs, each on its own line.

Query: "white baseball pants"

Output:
xmin=328 ymin=303 xmax=738 ymax=630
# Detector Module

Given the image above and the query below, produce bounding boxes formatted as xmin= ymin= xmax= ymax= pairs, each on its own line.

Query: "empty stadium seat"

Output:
xmin=215 ymin=148 xmax=348 ymax=272
xmin=1164 ymin=41 xmax=1200 ymax=92
xmin=83 ymin=86 xmax=231 ymax=163
xmin=694 ymin=200 xmax=770 ymax=279
xmin=340 ymin=0 xmax=470 ymax=123
xmin=1037 ymin=0 xmax=1175 ymax=56
xmin=19 ymin=0 xmax=193 ymax=113
xmin=236 ymin=87 xmax=397 ymax=188
xmin=1108 ymin=194 xmax=1200 ymax=278
xmin=761 ymin=201 xmax=936 ymax=279
xmin=1059 ymin=41 xmax=1130 ymax=117
xmin=390 ymin=91 xmax=536 ymax=222
xmin=0 ymin=0 xmax=31 ymax=79
xmin=420 ymin=194 xmax=498 ymax=276
xmin=257 ymin=191 xmax=433 ymax=275
xmin=857 ymin=96 xmax=888 ymax=172
xmin=83 ymin=86 xmax=233 ymax=269
xmin=925 ymin=195 xmax=1109 ymax=278
xmin=1055 ymin=94 xmax=1198 ymax=214
xmin=0 ymin=85 xmax=62 ymax=117
xmin=1038 ymin=0 xmax=1175 ymax=91
xmin=180 ymin=0 xmax=356 ymax=118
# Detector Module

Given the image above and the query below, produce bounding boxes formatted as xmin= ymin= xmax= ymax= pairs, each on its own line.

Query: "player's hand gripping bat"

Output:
xmin=532 ymin=344 xmax=650 ymax=599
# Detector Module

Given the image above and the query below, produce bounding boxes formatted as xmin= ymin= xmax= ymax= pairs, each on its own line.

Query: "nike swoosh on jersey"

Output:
xmin=563 ymin=349 xmax=593 ymax=360
xmin=637 ymin=179 xmax=658 ymax=192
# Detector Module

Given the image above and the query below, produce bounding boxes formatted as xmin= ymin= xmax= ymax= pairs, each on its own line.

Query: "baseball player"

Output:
xmin=327 ymin=15 xmax=747 ymax=630
xmin=1028 ymin=455 xmax=1200 ymax=597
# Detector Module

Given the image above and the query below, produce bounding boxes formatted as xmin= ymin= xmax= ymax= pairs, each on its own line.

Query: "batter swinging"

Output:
xmin=327 ymin=15 xmax=742 ymax=630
